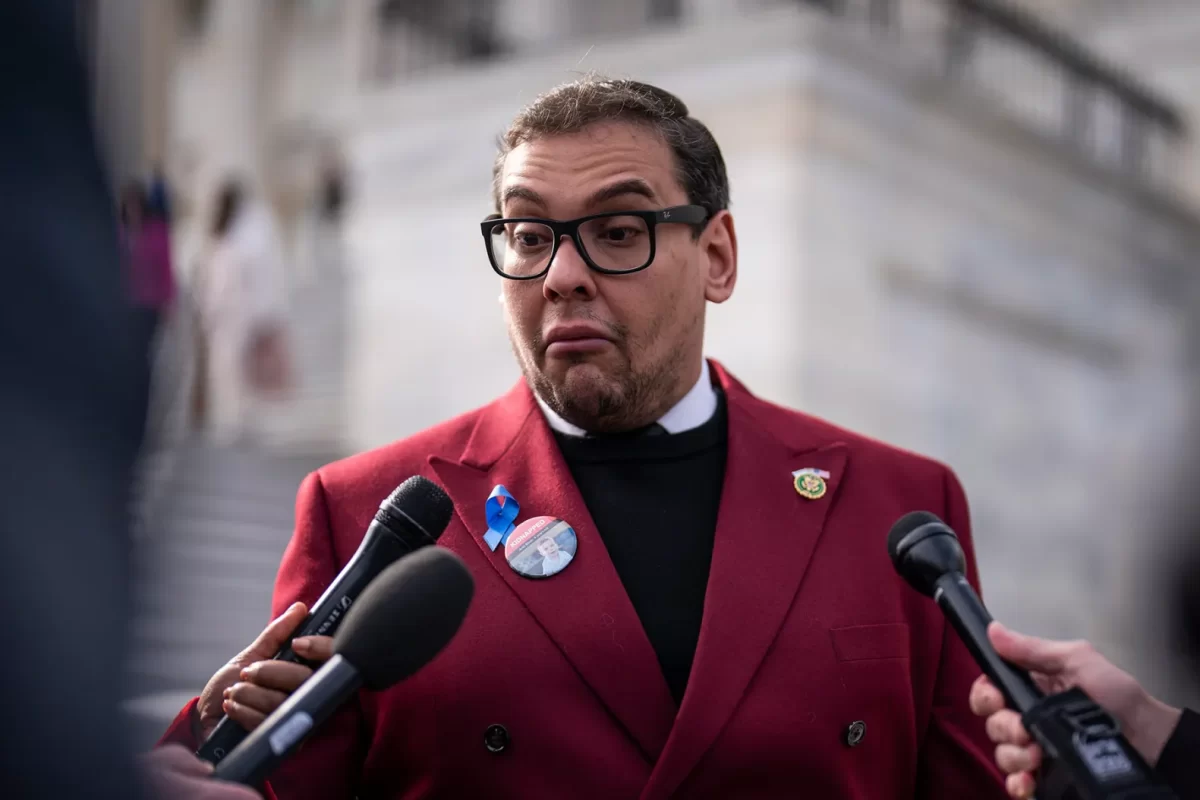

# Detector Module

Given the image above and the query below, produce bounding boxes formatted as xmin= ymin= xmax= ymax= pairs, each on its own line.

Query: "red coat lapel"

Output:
xmin=642 ymin=362 xmax=849 ymax=799
xmin=428 ymin=381 xmax=677 ymax=763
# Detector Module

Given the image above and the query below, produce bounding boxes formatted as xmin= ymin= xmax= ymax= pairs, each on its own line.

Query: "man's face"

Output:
xmin=537 ymin=538 xmax=560 ymax=557
xmin=497 ymin=122 xmax=736 ymax=433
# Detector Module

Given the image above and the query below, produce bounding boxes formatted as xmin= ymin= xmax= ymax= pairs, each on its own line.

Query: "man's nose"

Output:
xmin=542 ymin=236 xmax=596 ymax=301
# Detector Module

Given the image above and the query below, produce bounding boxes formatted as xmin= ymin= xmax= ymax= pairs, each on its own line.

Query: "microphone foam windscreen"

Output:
xmin=333 ymin=547 xmax=474 ymax=690
xmin=887 ymin=510 xmax=942 ymax=562
xmin=381 ymin=475 xmax=455 ymax=539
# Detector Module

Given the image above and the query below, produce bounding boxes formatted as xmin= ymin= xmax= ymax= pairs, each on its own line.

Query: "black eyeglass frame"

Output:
xmin=480 ymin=204 xmax=710 ymax=280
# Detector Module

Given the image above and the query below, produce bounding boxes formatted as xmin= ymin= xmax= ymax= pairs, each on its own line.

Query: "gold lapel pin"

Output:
xmin=792 ymin=468 xmax=830 ymax=500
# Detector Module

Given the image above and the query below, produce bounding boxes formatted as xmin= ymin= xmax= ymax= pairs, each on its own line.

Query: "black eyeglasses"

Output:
xmin=480 ymin=205 xmax=709 ymax=280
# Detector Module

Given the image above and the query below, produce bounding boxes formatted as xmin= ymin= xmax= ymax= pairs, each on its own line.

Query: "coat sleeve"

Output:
xmin=1156 ymin=707 xmax=1200 ymax=798
xmin=914 ymin=468 xmax=1008 ymax=798
xmin=154 ymin=699 xmax=278 ymax=799
xmin=156 ymin=471 xmax=366 ymax=800
xmin=157 ymin=697 xmax=202 ymax=748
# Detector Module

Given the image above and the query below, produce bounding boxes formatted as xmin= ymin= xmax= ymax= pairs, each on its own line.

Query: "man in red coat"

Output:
xmin=161 ymin=76 xmax=1006 ymax=798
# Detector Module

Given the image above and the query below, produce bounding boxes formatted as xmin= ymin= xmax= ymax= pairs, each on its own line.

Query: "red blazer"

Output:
xmin=163 ymin=360 xmax=1005 ymax=799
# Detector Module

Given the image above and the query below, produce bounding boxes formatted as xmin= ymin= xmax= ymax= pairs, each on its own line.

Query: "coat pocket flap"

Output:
xmin=830 ymin=623 xmax=910 ymax=662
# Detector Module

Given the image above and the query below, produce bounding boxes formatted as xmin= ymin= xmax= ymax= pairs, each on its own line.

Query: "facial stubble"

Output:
xmin=510 ymin=305 xmax=702 ymax=434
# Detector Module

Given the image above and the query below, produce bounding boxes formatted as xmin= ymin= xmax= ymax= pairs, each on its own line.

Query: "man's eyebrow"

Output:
xmin=500 ymin=186 xmax=546 ymax=209
xmin=500 ymin=179 xmax=658 ymax=214
xmin=586 ymin=179 xmax=657 ymax=207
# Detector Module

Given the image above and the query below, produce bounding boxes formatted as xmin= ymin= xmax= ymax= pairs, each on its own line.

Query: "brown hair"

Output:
xmin=211 ymin=178 xmax=245 ymax=238
xmin=492 ymin=75 xmax=730 ymax=224
xmin=119 ymin=180 xmax=147 ymax=227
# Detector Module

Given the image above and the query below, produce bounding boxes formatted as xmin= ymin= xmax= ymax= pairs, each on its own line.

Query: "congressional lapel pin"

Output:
xmin=792 ymin=468 xmax=831 ymax=500
xmin=504 ymin=516 xmax=578 ymax=579
xmin=483 ymin=485 xmax=520 ymax=551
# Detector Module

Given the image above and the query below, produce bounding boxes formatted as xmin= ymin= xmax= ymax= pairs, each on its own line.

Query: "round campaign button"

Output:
xmin=504 ymin=516 xmax=578 ymax=579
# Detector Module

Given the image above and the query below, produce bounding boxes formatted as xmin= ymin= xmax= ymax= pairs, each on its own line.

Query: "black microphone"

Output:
xmin=212 ymin=546 xmax=475 ymax=787
xmin=888 ymin=511 xmax=1177 ymax=800
xmin=197 ymin=475 xmax=454 ymax=765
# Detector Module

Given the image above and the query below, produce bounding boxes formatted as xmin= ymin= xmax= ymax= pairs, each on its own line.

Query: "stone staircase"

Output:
xmin=123 ymin=442 xmax=339 ymax=750
xmin=121 ymin=240 xmax=351 ymax=749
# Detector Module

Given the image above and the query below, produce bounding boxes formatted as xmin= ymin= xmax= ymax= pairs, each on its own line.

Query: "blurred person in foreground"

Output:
xmin=190 ymin=179 xmax=293 ymax=444
xmin=0 ymin=1 xmax=259 ymax=798
xmin=161 ymin=77 xmax=1005 ymax=798
xmin=969 ymin=622 xmax=1198 ymax=799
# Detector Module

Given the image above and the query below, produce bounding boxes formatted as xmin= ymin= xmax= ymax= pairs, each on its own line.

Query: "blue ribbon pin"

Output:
xmin=483 ymin=485 xmax=520 ymax=551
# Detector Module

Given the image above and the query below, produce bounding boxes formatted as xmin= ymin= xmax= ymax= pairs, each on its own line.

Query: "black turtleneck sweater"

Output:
xmin=553 ymin=393 xmax=728 ymax=704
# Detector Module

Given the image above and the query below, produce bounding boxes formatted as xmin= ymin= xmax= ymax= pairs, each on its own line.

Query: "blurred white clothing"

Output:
xmin=193 ymin=203 xmax=290 ymax=444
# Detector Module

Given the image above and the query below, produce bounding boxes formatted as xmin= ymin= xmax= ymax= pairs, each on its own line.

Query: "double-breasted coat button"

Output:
xmin=484 ymin=723 xmax=510 ymax=753
xmin=844 ymin=720 xmax=866 ymax=747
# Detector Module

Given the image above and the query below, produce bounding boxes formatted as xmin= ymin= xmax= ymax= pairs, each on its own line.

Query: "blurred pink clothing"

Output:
xmin=123 ymin=218 xmax=176 ymax=310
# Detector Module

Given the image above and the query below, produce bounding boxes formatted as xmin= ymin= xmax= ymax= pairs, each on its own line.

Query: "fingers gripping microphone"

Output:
xmin=213 ymin=547 xmax=475 ymax=787
xmin=888 ymin=512 xmax=1176 ymax=800
xmin=197 ymin=475 xmax=455 ymax=765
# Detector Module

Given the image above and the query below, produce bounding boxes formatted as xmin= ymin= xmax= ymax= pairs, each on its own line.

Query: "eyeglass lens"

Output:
xmin=488 ymin=215 xmax=651 ymax=276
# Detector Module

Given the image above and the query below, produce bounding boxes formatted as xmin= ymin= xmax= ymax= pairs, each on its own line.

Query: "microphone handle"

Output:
xmin=197 ymin=524 xmax=414 ymax=764
xmin=933 ymin=572 xmax=1043 ymax=712
xmin=212 ymin=655 xmax=361 ymax=787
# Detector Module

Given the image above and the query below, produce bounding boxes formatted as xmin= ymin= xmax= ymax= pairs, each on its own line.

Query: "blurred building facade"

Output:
xmin=86 ymin=0 xmax=1200 ymax=737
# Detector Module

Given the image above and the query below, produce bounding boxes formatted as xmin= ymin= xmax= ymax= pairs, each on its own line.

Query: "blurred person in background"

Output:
xmin=120 ymin=177 xmax=177 ymax=376
xmin=147 ymin=163 xmax=173 ymax=223
xmin=306 ymin=147 xmax=349 ymax=280
xmin=968 ymin=622 xmax=1198 ymax=799
xmin=0 ymin=1 xmax=259 ymax=797
xmin=191 ymin=178 xmax=293 ymax=445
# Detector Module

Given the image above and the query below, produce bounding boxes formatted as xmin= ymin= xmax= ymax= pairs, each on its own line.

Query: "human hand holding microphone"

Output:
xmin=194 ymin=475 xmax=454 ymax=762
xmin=149 ymin=542 xmax=474 ymax=797
xmin=969 ymin=624 xmax=1183 ymax=799
xmin=195 ymin=602 xmax=335 ymax=739
xmin=210 ymin=544 xmax=475 ymax=786
xmin=888 ymin=511 xmax=1179 ymax=799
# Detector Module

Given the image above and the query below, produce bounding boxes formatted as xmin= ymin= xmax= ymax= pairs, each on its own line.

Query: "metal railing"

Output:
xmin=804 ymin=0 xmax=1188 ymax=187
xmin=365 ymin=0 xmax=688 ymax=84
xmin=370 ymin=0 xmax=501 ymax=80
xmin=356 ymin=0 xmax=1187 ymax=190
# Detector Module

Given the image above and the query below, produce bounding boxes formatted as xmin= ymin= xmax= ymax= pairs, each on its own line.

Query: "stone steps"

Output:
xmin=123 ymin=268 xmax=349 ymax=749
xmin=125 ymin=439 xmax=335 ymax=746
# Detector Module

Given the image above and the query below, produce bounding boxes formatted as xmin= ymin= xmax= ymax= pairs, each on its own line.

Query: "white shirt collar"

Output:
xmin=536 ymin=360 xmax=718 ymax=437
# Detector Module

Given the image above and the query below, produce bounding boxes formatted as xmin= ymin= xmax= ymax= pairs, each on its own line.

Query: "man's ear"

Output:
xmin=702 ymin=210 xmax=737 ymax=304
